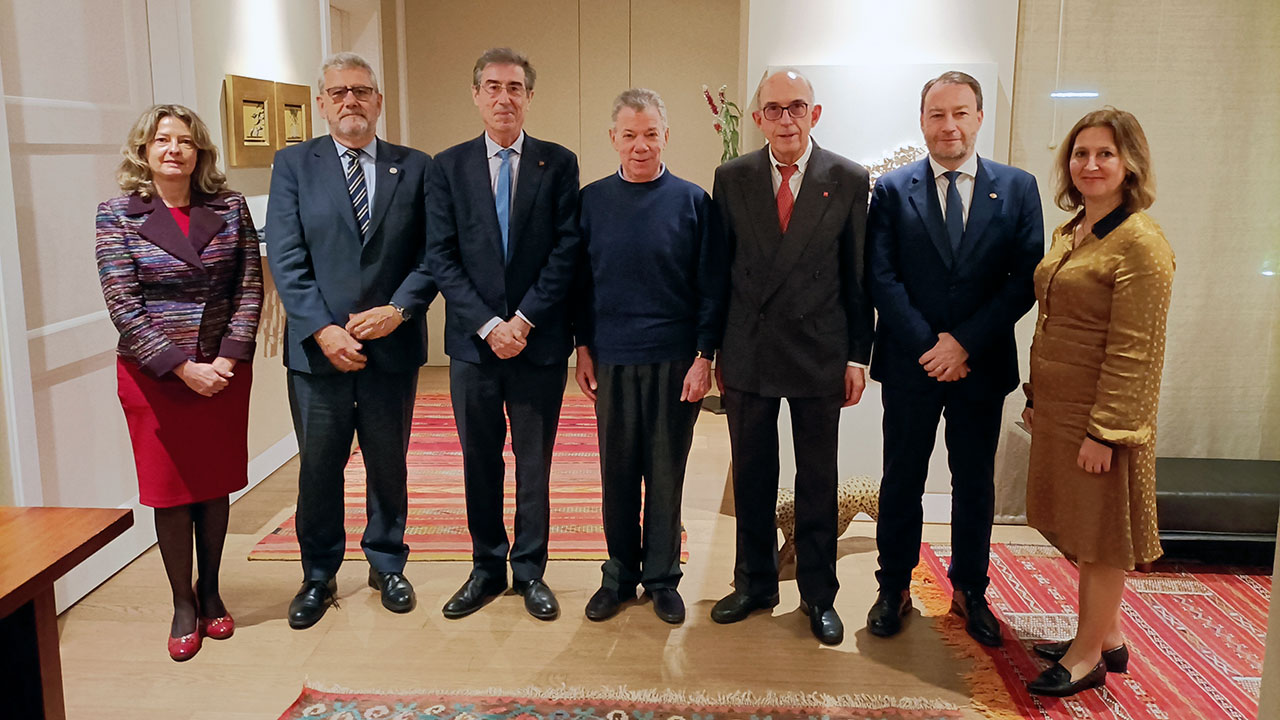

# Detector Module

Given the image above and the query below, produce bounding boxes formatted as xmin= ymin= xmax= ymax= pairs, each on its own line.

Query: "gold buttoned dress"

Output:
xmin=1025 ymin=210 xmax=1175 ymax=570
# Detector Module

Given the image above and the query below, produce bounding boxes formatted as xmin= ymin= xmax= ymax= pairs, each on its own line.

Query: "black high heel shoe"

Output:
xmin=1027 ymin=660 xmax=1107 ymax=697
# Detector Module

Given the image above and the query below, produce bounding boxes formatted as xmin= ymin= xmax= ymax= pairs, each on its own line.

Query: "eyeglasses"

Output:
xmin=761 ymin=101 xmax=810 ymax=121
xmin=325 ymin=85 xmax=376 ymax=102
xmin=478 ymin=81 xmax=527 ymax=98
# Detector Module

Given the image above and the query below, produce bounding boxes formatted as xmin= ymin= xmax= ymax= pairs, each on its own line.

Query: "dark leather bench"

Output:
xmin=1156 ymin=457 xmax=1279 ymax=563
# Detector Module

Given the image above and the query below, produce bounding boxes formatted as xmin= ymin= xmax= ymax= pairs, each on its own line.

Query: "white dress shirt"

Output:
xmin=767 ymin=139 xmax=864 ymax=371
xmin=333 ymin=136 xmax=378 ymax=208
xmin=768 ymin=139 xmax=813 ymax=199
xmin=929 ymin=152 xmax=979 ymax=227
xmin=484 ymin=130 xmax=524 ymax=195
xmin=478 ymin=131 xmax=532 ymax=339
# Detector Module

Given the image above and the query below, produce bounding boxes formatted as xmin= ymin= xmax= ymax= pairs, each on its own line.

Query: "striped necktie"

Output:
xmin=345 ymin=147 xmax=370 ymax=239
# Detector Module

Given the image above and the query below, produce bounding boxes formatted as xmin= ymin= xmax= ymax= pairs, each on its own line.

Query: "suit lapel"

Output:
xmin=132 ymin=194 xmax=205 ymax=269
xmin=738 ymin=147 xmax=782 ymax=263
xmin=955 ymin=157 xmax=999 ymax=267
xmin=314 ymin=138 xmax=362 ymax=242
xmin=758 ymin=144 xmax=838 ymax=303
xmin=907 ymin=158 xmax=953 ymax=267
xmin=464 ymin=135 xmax=505 ymax=262
xmin=364 ymin=138 xmax=401 ymax=242
xmin=508 ymin=134 xmax=544 ymax=263
xmin=188 ymin=194 xmax=229 ymax=257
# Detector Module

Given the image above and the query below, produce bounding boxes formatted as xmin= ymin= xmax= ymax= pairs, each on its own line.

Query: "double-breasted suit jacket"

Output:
xmin=97 ymin=191 xmax=263 ymax=375
xmin=715 ymin=142 xmax=874 ymax=396
xmin=711 ymin=141 xmax=873 ymax=607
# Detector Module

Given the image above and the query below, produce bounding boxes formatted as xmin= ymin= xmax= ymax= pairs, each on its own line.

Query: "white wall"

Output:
xmin=745 ymin=0 xmax=1024 ymax=509
xmin=744 ymin=0 xmax=1019 ymax=162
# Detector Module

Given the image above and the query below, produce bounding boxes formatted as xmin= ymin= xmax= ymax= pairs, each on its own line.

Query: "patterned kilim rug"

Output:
xmin=249 ymin=394 xmax=687 ymax=562
xmin=277 ymin=685 xmax=963 ymax=720
xmin=912 ymin=542 xmax=1268 ymax=719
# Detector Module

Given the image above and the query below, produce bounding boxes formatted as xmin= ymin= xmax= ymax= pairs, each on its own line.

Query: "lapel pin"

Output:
xmin=823 ymin=191 xmax=829 ymax=197
xmin=989 ymin=192 xmax=997 ymax=199
xmin=389 ymin=167 xmax=399 ymax=175
xmin=538 ymin=160 xmax=546 ymax=167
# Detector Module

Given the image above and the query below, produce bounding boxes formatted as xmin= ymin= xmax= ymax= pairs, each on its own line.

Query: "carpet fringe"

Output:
xmin=300 ymin=680 xmax=960 ymax=711
xmin=910 ymin=564 xmax=1023 ymax=720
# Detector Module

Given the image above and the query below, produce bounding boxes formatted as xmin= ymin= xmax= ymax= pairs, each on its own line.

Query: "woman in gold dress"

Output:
xmin=1022 ymin=108 xmax=1175 ymax=697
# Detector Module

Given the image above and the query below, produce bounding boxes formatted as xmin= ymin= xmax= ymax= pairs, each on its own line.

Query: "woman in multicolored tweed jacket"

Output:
xmin=96 ymin=104 xmax=262 ymax=661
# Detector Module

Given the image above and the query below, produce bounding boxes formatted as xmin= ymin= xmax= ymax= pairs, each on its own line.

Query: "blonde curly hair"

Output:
xmin=117 ymin=104 xmax=227 ymax=198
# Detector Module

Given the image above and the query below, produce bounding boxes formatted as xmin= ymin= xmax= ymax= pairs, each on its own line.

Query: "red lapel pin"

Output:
xmin=823 ymin=191 xmax=829 ymax=197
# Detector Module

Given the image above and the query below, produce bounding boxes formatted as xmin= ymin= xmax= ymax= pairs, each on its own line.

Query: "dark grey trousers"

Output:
xmin=595 ymin=358 xmax=701 ymax=592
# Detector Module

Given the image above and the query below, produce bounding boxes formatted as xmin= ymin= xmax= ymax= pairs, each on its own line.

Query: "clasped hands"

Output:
xmin=314 ymin=305 xmax=406 ymax=373
xmin=486 ymin=315 xmax=533 ymax=359
xmin=174 ymin=357 xmax=237 ymax=396
xmin=918 ymin=332 xmax=970 ymax=382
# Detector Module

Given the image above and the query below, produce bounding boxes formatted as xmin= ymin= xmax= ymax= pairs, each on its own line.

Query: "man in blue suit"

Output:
xmin=267 ymin=52 xmax=436 ymax=629
xmin=865 ymin=72 xmax=1043 ymax=646
xmin=426 ymin=48 xmax=580 ymax=621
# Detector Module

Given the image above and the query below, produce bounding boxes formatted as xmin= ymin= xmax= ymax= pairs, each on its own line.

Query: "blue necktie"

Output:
xmin=345 ymin=148 xmax=370 ymax=240
xmin=944 ymin=170 xmax=964 ymax=253
xmin=495 ymin=147 xmax=515 ymax=259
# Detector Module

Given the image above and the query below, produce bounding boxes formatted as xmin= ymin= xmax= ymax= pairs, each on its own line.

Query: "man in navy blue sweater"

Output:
xmin=573 ymin=88 xmax=727 ymax=624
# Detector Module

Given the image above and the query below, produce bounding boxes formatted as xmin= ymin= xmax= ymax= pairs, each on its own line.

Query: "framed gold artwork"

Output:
xmin=223 ymin=74 xmax=278 ymax=167
xmin=274 ymin=81 xmax=313 ymax=148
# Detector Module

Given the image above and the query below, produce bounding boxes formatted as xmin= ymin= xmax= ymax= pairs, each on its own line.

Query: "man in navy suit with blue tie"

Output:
xmin=268 ymin=52 xmax=436 ymax=629
xmin=865 ymin=72 xmax=1043 ymax=646
xmin=427 ymin=48 xmax=580 ymax=621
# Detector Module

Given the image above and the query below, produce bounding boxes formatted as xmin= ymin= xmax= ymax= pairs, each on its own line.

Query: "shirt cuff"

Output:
xmin=846 ymin=361 xmax=868 ymax=369
xmin=515 ymin=310 xmax=534 ymax=328
xmin=477 ymin=316 xmax=502 ymax=339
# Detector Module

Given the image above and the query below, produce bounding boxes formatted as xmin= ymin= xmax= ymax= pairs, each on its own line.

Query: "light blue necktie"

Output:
xmin=944 ymin=170 xmax=964 ymax=253
xmin=345 ymin=148 xmax=370 ymax=240
xmin=495 ymin=147 xmax=515 ymax=259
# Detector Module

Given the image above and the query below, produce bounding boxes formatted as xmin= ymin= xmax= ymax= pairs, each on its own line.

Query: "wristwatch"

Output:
xmin=389 ymin=302 xmax=411 ymax=321
xmin=695 ymin=349 xmax=714 ymax=361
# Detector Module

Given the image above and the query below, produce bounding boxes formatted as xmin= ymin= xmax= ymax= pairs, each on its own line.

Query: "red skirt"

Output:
xmin=117 ymin=356 xmax=252 ymax=508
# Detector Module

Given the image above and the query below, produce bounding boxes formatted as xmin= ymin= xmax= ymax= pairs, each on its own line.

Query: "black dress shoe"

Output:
xmin=513 ymin=578 xmax=559 ymax=620
xmin=584 ymin=586 xmax=631 ymax=621
xmin=288 ymin=578 xmax=337 ymax=630
xmin=710 ymin=590 xmax=779 ymax=624
xmin=368 ymin=569 xmax=416 ymax=613
xmin=951 ymin=589 xmax=1004 ymax=647
xmin=1034 ymin=640 xmax=1129 ymax=673
xmin=442 ymin=575 xmax=507 ymax=619
xmin=800 ymin=602 xmax=844 ymax=645
xmin=1027 ymin=660 xmax=1107 ymax=697
xmin=866 ymin=589 xmax=912 ymax=638
xmin=647 ymin=588 xmax=685 ymax=625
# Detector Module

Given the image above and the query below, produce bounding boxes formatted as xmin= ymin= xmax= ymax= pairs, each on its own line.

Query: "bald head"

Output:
xmin=756 ymin=68 xmax=815 ymax=107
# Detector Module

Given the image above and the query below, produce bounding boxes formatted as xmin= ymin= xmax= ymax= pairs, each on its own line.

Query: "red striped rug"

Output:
xmin=249 ymin=393 xmax=687 ymax=562
xmin=912 ymin=542 xmax=1267 ymax=719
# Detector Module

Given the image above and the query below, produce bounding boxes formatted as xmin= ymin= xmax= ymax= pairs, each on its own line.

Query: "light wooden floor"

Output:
xmin=57 ymin=367 xmax=1049 ymax=719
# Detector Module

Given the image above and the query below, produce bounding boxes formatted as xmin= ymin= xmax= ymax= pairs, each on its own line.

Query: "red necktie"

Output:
xmin=777 ymin=164 xmax=799 ymax=232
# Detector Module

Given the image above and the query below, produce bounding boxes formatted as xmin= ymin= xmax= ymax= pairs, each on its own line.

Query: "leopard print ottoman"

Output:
xmin=777 ymin=475 xmax=879 ymax=573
